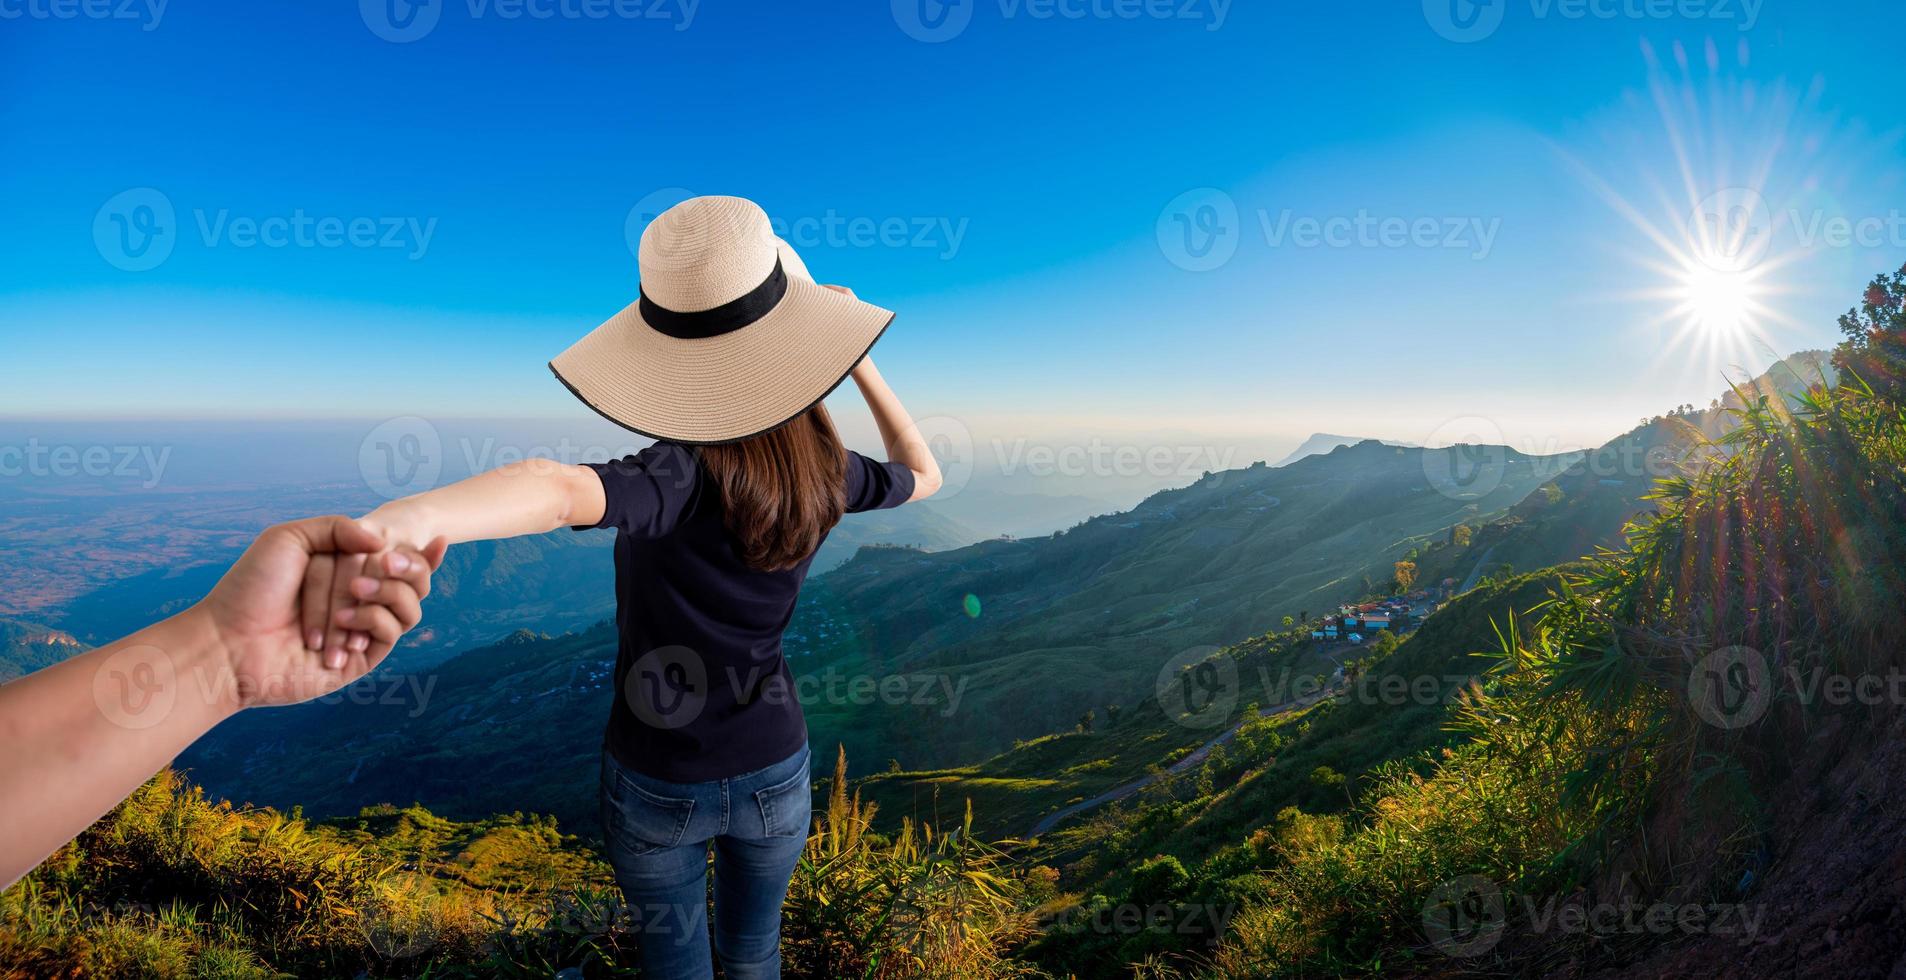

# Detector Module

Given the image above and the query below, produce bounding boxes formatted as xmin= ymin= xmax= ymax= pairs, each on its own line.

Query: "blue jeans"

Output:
xmin=598 ymin=743 xmax=812 ymax=980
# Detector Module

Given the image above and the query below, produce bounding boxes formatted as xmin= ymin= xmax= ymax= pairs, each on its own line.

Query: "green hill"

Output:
xmin=0 ymin=617 xmax=86 ymax=682
xmin=790 ymin=440 xmax=1574 ymax=768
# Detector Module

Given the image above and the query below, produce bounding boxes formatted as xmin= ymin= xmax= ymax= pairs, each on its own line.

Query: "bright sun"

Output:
xmin=1676 ymin=262 xmax=1761 ymax=337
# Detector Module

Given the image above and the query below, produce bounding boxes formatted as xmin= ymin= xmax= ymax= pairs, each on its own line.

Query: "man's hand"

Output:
xmin=202 ymin=515 xmax=446 ymax=708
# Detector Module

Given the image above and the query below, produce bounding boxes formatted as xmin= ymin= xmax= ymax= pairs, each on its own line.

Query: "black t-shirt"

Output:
xmin=578 ymin=442 xmax=915 ymax=783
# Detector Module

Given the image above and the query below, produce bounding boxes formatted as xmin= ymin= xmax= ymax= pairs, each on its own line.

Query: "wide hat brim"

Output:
xmin=550 ymin=240 xmax=895 ymax=445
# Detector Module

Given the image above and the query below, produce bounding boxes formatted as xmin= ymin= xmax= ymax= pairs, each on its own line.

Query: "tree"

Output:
xmin=1834 ymin=262 xmax=1906 ymax=404
xmin=1308 ymin=765 xmax=1344 ymax=790
xmin=1281 ymin=615 xmax=1295 ymax=630
xmin=1129 ymin=855 xmax=1190 ymax=906
xmin=1393 ymin=560 xmax=1418 ymax=593
xmin=1077 ymin=708 xmax=1095 ymax=733
xmin=1451 ymin=523 xmax=1473 ymax=548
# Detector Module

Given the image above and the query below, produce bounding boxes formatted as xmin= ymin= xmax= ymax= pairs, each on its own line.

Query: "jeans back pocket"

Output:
xmin=606 ymin=769 xmax=696 ymax=857
xmin=753 ymin=764 xmax=813 ymax=839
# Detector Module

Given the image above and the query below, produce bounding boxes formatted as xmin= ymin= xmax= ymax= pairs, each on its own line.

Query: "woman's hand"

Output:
xmin=296 ymin=514 xmax=445 ymax=671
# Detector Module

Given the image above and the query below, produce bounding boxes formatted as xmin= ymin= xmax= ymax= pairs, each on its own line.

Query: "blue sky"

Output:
xmin=3 ymin=0 xmax=1903 ymax=459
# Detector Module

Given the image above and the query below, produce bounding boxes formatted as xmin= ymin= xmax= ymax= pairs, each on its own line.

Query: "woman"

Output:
xmin=319 ymin=196 xmax=941 ymax=979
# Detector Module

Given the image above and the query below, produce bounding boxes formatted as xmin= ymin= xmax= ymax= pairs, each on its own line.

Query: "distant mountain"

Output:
xmin=1273 ymin=433 xmax=1416 ymax=468
xmin=918 ymin=487 xmax=1120 ymax=540
xmin=0 ymin=617 xmax=86 ymax=682
xmin=819 ymin=499 xmax=977 ymax=568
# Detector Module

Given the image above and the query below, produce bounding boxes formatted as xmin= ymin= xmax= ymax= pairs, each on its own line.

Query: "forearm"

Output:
xmin=364 ymin=460 xmax=603 ymax=549
xmin=0 ymin=608 xmax=238 ymax=888
xmin=852 ymin=359 xmax=942 ymax=498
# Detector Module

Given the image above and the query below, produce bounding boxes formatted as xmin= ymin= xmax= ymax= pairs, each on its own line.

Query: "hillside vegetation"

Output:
xmin=0 ymin=755 xmax=1048 ymax=979
xmin=1185 ymin=374 xmax=1906 ymax=976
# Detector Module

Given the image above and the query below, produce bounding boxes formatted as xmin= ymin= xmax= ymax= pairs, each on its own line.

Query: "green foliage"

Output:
xmin=0 ymin=770 xmax=506 ymax=977
xmin=1129 ymin=856 xmax=1190 ymax=907
xmin=1833 ymin=261 xmax=1906 ymax=405
xmin=783 ymin=748 xmax=1044 ymax=979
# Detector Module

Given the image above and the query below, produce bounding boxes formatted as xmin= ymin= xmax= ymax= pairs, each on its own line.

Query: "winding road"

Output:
xmin=1027 ymin=681 xmax=1345 ymax=838
xmin=1458 ymin=544 xmax=1499 ymax=594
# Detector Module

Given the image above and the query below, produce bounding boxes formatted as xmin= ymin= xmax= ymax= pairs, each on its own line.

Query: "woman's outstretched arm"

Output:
xmin=360 ymin=460 xmax=606 ymax=551
xmin=306 ymin=461 xmax=606 ymax=659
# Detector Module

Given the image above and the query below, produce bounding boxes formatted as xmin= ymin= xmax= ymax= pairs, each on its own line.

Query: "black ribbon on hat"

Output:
xmin=639 ymin=257 xmax=788 ymax=340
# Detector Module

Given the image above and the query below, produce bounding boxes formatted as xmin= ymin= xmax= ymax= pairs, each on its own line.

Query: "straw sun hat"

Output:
xmin=550 ymin=195 xmax=896 ymax=444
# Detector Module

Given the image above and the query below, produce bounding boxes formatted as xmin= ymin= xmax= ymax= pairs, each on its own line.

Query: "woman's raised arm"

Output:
xmin=848 ymin=354 xmax=942 ymax=502
xmin=824 ymin=286 xmax=941 ymax=503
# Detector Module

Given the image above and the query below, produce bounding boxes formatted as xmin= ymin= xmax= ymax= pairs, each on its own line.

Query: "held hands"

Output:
xmin=209 ymin=515 xmax=445 ymax=708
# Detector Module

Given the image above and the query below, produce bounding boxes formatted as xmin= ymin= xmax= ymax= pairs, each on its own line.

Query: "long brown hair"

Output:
xmin=696 ymin=405 xmax=848 ymax=571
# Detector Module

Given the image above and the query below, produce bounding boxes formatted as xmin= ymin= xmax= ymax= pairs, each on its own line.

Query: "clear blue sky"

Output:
xmin=3 ymin=0 xmax=1903 ymax=456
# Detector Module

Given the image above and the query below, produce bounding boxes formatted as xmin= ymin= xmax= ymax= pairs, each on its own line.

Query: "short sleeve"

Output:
xmin=844 ymin=451 xmax=916 ymax=514
xmin=576 ymin=443 xmax=699 ymax=537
